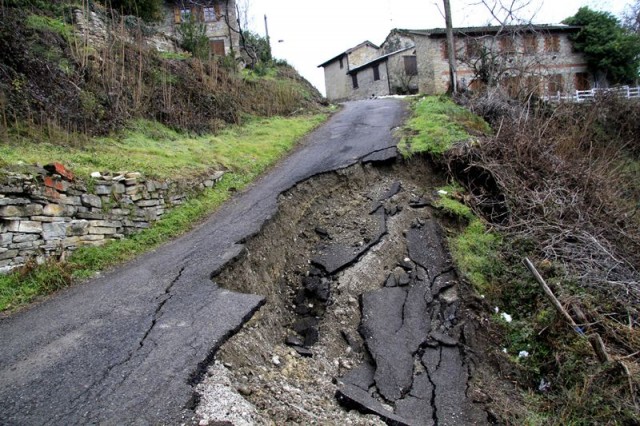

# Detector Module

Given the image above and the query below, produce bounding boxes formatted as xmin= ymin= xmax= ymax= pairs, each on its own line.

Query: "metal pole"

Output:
xmin=443 ymin=0 xmax=457 ymax=93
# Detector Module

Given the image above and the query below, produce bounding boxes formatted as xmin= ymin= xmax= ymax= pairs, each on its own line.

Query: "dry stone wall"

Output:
xmin=0 ymin=163 xmax=223 ymax=274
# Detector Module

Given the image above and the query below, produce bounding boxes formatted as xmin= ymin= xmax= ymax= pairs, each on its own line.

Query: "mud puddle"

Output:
xmin=195 ymin=159 xmax=491 ymax=425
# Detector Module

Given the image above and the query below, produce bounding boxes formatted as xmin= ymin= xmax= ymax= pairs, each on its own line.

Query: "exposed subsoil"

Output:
xmin=195 ymin=158 xmax=503 ymax=425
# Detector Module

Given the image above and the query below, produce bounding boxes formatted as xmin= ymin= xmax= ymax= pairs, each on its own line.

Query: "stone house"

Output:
xmin=156 ymin=0 xmax=240 ymax=56
xmin=320 ymin=24 xmax=592 ymax=101
xmin=318 ymin=41 xmax=381 ymax=101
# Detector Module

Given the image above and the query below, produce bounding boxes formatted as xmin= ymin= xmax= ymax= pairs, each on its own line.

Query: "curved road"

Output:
xmin=0 ymin=99 xmax=407 ymax=424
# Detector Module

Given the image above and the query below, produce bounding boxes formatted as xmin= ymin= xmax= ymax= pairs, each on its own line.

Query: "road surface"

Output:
xmin=0 ymin=99 xmax=407 ymax=425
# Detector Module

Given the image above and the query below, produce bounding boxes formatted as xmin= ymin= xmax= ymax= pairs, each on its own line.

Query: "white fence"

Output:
xmin=544 ymin=86 xmax=640 ymax=103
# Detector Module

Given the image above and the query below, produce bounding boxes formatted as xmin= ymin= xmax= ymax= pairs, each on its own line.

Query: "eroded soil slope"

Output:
xmin=196 ymin=159 xmax=492 ymax=425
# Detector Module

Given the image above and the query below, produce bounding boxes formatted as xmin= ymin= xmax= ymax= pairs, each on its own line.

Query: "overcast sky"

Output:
xmin=239 ymin=0 xmax=632 ymax=95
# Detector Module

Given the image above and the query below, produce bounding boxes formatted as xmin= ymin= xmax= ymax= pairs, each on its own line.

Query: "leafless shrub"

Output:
xmin=448 ymin=91 xmax=640 ymax=357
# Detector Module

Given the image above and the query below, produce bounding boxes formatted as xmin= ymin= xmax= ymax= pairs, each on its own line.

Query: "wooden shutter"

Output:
xmin=404 ymin=56 xmax=417 ymax=76
xmin=214 ymin=1 xmax=222 ymax=18
xmin=211 ymin=40 xmax=225 ymax=56
xmin=174 ymin=7 xmax=181 ymax=23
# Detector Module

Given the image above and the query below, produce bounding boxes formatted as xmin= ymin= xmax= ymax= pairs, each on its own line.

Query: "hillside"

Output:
xmin=0 ymin=0 xmax=328 ymax=307
xmin=0 ymin=1 xmax=324 ymax=143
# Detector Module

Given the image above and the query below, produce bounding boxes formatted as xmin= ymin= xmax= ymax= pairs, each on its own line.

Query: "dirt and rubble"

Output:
xmin=195 ymin=158 xmax=502 ymax=425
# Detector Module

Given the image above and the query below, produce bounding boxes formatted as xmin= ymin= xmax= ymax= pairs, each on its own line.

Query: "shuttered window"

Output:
xmin=352 ymin=73 xmax=359 ymax=89
xmin=404 ymin=56 xmax=417 ymax=76
xmin=373 ymin=65 xmax=380 ymax=81
xmin=211 ymin=40 xmax=225 ymax=56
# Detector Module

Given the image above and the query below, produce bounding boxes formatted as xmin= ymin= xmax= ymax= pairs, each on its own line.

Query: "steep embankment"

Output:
xmin=0 ymin=2 xmax=323 ymax=137
xmin=0 ymin=1 xmax=327 ymax=309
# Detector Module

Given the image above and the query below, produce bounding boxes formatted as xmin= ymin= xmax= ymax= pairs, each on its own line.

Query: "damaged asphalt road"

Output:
xmin=0 ymin=99 xmax=407 ymax=425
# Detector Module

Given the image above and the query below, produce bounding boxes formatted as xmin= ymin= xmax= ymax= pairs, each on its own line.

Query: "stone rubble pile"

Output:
xmin=0 ymin=162 xmax=224 ymax=274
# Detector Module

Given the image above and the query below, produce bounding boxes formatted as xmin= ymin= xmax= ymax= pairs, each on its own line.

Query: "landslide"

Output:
xmin=194 ymin=159 xmax=505 ymax=425
xmin=0 ymin=2 xmax=324 ymax=138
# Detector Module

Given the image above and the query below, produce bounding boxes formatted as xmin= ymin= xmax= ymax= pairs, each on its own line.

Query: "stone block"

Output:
xmin=125 ymin=172 xmax=142 ymax=179
xmin=43 ymin=203 xmax=67 ymax=216
xmin=43 ymin=222 xmax=67 ymax=240
xmin=94 ymin=185 xmax=111 ymax=195
xmin=25 ymin=204 xmax=44 ymax=216
xmin=136 ymin=199 xmax=159 ymax=207
xmin=8 ymin=221 xmax=43 ymax=234
xmin=77 ymin=211 xmax=105 ymax=220
xmin=125 ymin=185 xmax=142 ymax=195
xmin=58 ymin=196 xmax=81 ymax=206
xmin=145 ymin=181 xmax=156 ymax=192
xmin=0 ymin=198 xmax=29 ymax=206
xmin=80 ymin=234 xmax=105 ymax=242
xmin=67 ymin=220 xmax=90 ymax=236
xmin=31 ymin=216 xmax=67 ymax=223
xmin=10 ymin=241 xmax=36 ymax=250
xmin=113 ymin=183 xmax=126 ymax=194
xmin=12 ymin=234 xmax=39 ymax=243
xmin=44 ymin=162 xmax=75 ymax=181
xmin=81 ymin=194 xmax=102 ymax=209
xmin=89 ymin=220 xmax=121 ymax=228
xmin=43 ymin=176 xmax=70 ymax=193
xmin=88 ymin=227 xmax=118 ymax=235
xmin=0 ymin=205 xmax=26 ymax=217
xmin=0 ymin=249 xmax=18 ymax=260
xmin=0 ymin=233 xmax=12 ymax=246
xmin=124 ymin=178 xmax=138 ymax=186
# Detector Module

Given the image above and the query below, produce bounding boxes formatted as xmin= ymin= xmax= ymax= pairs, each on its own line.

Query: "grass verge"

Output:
xmin=1 ymin=115 xmax=327 ymax=179
xmin=398 ymin=95 xmax=490 ymax=156
xmin=0 ymin=113 xmax=327 ymax=312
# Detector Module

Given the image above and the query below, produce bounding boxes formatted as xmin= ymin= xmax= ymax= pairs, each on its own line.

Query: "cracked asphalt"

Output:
xmin=0 ymin=99 xmax=408 ymax=425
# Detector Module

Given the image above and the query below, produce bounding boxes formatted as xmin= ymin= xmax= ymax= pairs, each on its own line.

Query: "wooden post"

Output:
xmin=524 ymin=257 xmax=611 ymax=363
xmin=443 ymin=0 xmax=457 ymax=93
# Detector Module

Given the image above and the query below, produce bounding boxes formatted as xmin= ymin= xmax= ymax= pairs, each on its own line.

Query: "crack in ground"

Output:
xmin=47 ymin=267 xmax=187 ymax=424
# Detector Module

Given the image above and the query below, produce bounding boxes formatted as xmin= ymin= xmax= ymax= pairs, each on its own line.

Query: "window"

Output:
xmin=441 ymin=40 xmax=451 ymax=60
xmin=574 ymin=72 xmax=590 ymax=91
xmin=544 ymin=35 xmax=560 ymax=53
xmin=526 ymin=75 xmax=541 ymax=95
xmin=210 ymin=39 xmax=225 ymax=56
xmin=499 ymin=36 xmax=515 ymax=54
xmin=466 ymin=39 xmax=483 ymax=58
xmin=351 ymin=73 xmax=359 ymax=89
xmin=523 ymin=34 xmax=537 ymax=54
xmin=174 ymin=7 xmax=192 ymax=23
xmin=373 ymin=65 xmax=380 ymax=81
xmin=547 ymin=74 xmax=563 ymax=94
xmin=203 ymin=7 xmax=217 ymax=22
xmin=339 ymin=57 xmax=344 ymax=69
xmin=404 ymin=56 xmax=417 ymax=76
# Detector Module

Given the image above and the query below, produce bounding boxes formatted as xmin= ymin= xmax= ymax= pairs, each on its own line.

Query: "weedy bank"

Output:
xmin=402 ymin=94 xmax=640 ymax=423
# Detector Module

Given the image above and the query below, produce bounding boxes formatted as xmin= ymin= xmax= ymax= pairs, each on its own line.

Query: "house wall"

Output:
xmin=157 ymin=0 xmax=239 ymax=55
xmin=414 ymin=31 xmax=590 ymax=95
xmin=387 ymin=52 xmax=419 ymax=95
xmin=347 ymin=45 xmax=380 ymax=69
xmin=323 ymin=57 xmax=351 ymax=101
xmin=381 ymin=31 xmax=415 ymax=54
xmin=349 ymin=63 xmax=391 ymax=100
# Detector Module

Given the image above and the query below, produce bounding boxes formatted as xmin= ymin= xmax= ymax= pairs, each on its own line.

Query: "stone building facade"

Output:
xmin=318 ymin=41 xmax=381 ymax=101
xmin=156 ymin=0 xmax=240 ymax=56
xmin=321 ymin=24 xmax=592 ymax=101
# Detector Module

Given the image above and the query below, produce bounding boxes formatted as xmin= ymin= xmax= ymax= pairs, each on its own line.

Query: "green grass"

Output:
xmin=1 ymin=115 xmax=326 ymax=179
xmin=0 ymin=114 xmax=327 ymax=311
xmin=26 ymin=14 xmax=74 ymax=42
xmin=399 ymin=96 xmax=490 ymax=156
xmin=434 ymin=184 xmax=474 ymax=222
xmin=450 ymin=218 xmax=502 ymax=293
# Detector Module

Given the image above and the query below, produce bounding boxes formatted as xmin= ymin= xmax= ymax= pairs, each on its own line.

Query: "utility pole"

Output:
xmin=443 ymin=0 xmax=457 ymax=93
xmin=264 ymin=14 xmax=272 ymax=59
